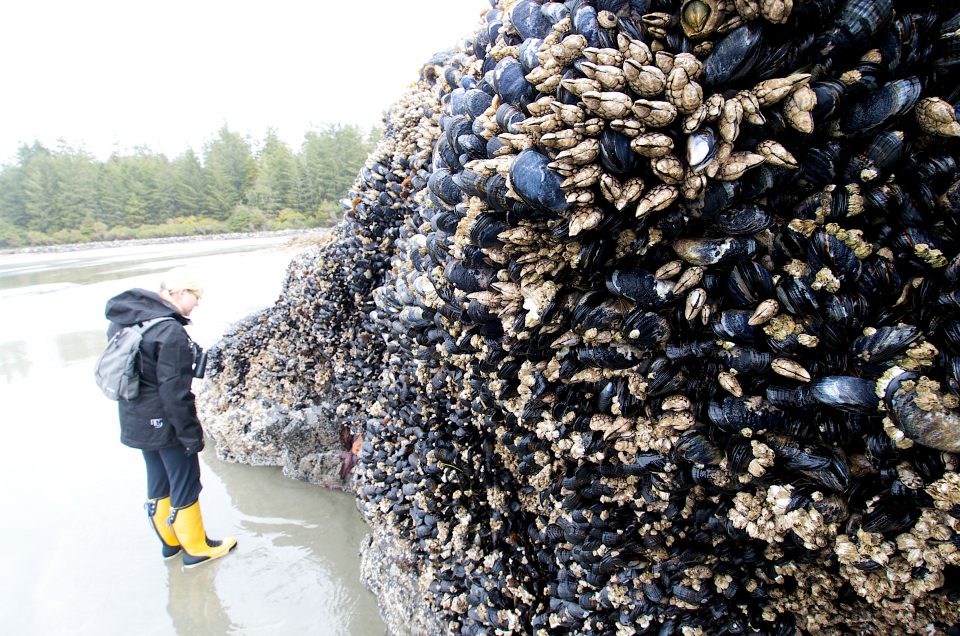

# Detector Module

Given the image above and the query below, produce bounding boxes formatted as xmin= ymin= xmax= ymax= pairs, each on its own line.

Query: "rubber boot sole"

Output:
xmin=182 ymin=541 xmax=238 ymax=569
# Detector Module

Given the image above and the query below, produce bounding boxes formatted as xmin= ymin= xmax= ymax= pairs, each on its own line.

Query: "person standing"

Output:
xmin=104 ymin=268 xmax=237 ymax=568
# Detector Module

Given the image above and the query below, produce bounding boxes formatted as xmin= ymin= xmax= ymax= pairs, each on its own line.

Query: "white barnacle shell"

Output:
xmin=916 ymin=97 xmax=960 ymax=137
xmin=783 ymin=85 xmax=817 ymax=134
xmin=560 ymin=77 xmax=603 ymax=97
xmin=632 ymin=99 xmax=678 ymax=128
xmin=634 ymin=133 xmax=679 ymax=160
xmin=581 ymin=62 xmax=626 ymax=91
xmin=636 ymin=184 xmax=679 ymax=217
xmin=756 ymin=140 xmax=798 ymax=168
xmin=623 ymin=60 xmax=668 ymax=97
xmin=771 ymin=357 xmax=811 ymax=382
xmin=583 ymin=46 xmax=624 ymax=67
xmin=581 ymin=91 xmax=634 ymax=119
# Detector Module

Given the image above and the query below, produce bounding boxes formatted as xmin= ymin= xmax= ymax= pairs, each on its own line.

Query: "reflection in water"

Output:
xmin=0 ymin=341 xmax=30 ymax=383
xmin=166 ymin=563 xmax=234 ymax=636
xmin=56 ymin=330 xmax=108 ymax=364
xmin=0 ymin=256 xmax=167 ymax=291
xmin=198 ymin=455 xmax=383 ymax=634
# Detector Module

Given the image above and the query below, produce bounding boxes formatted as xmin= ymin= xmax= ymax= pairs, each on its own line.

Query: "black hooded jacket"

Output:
xmin=105 ymin=288 xmax=204 ymax=453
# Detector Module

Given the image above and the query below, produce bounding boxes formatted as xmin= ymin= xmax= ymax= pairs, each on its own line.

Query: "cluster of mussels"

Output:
xmin=200 ymin=78 xmax=445 ymax=481
xmin=203 ymin=0 xmax=960 ymax=633
xmin=356 ymin=0 xmax=960 ymax=633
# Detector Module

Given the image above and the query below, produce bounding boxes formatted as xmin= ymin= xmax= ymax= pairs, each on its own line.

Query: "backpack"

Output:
xmin=94 ymin=317 xmax=175 ymax=401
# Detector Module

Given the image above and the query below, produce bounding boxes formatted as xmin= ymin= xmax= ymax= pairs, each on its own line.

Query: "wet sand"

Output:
xmin=0 ymin=236 xmax=385 ymax=634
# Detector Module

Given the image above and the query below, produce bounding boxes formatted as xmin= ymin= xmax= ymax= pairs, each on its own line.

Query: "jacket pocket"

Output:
xmin=119 ymin=398 xmax=176 ymax=449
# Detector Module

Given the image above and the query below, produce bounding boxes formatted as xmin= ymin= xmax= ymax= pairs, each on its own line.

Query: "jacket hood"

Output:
xmin=105 ymin=288 xmax=190 ymax=326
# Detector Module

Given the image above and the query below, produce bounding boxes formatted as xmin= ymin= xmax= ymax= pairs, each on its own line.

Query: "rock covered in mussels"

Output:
xmin=197 ymin=78 xmax=444 ymax=492
xmin=202 ymin=0 xmax=960 ymax=634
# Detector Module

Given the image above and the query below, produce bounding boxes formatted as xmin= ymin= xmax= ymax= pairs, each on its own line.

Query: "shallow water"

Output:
xmin=0 ymin=236 xmax=386 ymax=635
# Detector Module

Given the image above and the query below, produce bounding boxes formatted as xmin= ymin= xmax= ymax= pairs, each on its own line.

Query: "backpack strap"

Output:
xmin=135 ymin=316 xmax=176 ymax=333
xmin=132 ymin=316 xmax=177 ymax=373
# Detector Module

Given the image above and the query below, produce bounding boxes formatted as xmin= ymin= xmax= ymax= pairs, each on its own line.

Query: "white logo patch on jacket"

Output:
xmin=149 ymin=418 xmax=164 ymax=429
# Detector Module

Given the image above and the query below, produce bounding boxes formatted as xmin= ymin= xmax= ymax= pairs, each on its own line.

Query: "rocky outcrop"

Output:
xmin=197 ymin=236 xmax=383 ymax=492
xmin=199 ymin=378 xmax=346 ymax=488
xmin=200 ymin=1 xmax=960 ymax=634
xmin=360 ymin=527 xmax=446 ymax=636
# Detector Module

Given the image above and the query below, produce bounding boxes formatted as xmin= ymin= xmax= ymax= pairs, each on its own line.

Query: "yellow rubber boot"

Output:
xmin=146 ymin=496 xmax=181 ymax=559
xmin=169 ymin=501 xmax=237 ymax=569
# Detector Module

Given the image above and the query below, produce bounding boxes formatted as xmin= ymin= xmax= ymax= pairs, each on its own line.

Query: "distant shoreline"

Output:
xmin=0 ymin=228 xmax=331 ymax=256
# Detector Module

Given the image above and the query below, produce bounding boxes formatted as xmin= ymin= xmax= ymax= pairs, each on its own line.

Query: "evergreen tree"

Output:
xmin=124 ymin=192 xmax=148 ymax=227
xmin=298 ymin=130 xmax=325 ymax=215
xmin=299 ymin=124 xmax=373 ymax=216
xmin=252 ymin=130 xmax=299 ymax=212
xmin=97 ymin=155 xmax=131 ymax=227
xmin=21 ymin=145 xmax=60 ymax=233
xmin=0 ymin=144 xmax=32 ymax=228
xmin=126 ymin=149 xmax=175 ymax=224
xmin=53 ymin=147 xmax=99 ymax=232
xmin=204 ymin=125 xmax=256 ymax=219
xmin=0 ymin=120 xmax=377 ymax=245
xmin=328 ymin=125 xmax=375 ymax=201
xmin=170 ymin=149 xmax=207 ymax=217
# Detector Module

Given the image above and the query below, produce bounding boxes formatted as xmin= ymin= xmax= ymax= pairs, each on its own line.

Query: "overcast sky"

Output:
xmin=0 ymin=0 xmax=491 ymax=163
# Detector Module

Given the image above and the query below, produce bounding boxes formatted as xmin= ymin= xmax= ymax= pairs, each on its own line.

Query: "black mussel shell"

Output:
xmin=511 ymin=0 xmax=553 ymax=39
xmin=509 ymin=149 xmax=570 ymax=214
xmin=839 ymin=77 xmax=921 ymax=138
xmin=809 ymin=376 xmax=878 ymax=414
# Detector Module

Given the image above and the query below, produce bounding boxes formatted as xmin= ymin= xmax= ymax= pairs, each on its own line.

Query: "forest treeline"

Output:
xmin=0 ymin=124 xmax=381 ymax=247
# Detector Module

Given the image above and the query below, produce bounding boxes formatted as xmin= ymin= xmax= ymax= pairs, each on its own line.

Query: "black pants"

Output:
xmin=143 ymin=445 xmax=202 ymax=509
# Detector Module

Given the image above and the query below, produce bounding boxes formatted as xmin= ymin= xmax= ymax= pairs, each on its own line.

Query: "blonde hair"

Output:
xmin=160 ymin=267 xmax=203 ymax=293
